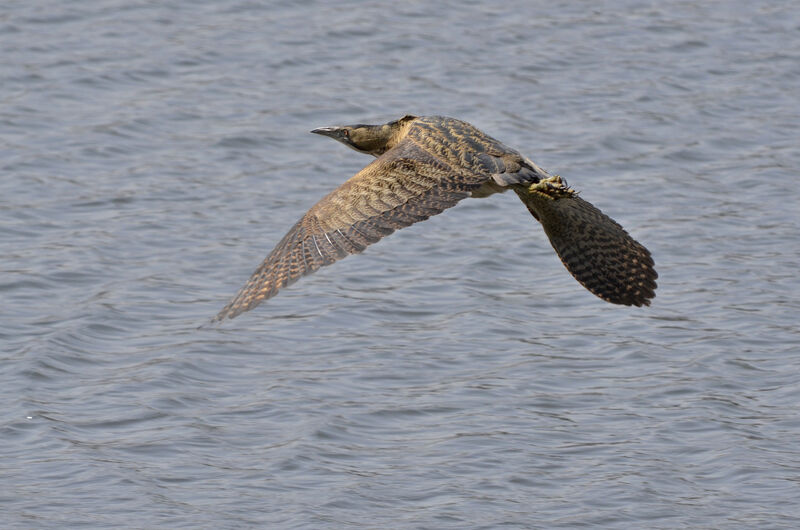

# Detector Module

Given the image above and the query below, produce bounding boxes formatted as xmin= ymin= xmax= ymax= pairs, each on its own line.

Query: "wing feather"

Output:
xmin=516 ymin=188 xmax=657 ymax=307
xmin=213 ymin=142 xmax=485 ymax=321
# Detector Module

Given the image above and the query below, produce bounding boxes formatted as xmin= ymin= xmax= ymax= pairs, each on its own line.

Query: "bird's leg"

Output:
xmin=527 ymin=175 xmax=577 ymax=200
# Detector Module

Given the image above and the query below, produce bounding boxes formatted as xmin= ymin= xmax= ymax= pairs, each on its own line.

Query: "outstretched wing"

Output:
xmin=516 ymin=186 xmax=657 ymax=307
xmin=213 ymin=141 xmax=488 ymax=321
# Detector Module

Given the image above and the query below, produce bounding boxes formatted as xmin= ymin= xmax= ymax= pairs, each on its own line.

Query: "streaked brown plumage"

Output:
xmin=214 ymin=115 xmax=657 ymax=321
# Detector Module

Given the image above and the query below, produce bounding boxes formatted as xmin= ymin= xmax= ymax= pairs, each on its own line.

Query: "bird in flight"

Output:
xmin=213 ymin=115 xmax=657 ymax=321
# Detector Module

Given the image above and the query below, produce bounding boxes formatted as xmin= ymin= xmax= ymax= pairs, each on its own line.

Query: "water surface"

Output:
xmin=2 ymin=1 xmax=799 ymax=528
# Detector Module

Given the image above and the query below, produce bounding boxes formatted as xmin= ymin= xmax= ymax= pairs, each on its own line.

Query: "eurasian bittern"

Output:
xmin=214 ymin=115 xmax=657 ymax=321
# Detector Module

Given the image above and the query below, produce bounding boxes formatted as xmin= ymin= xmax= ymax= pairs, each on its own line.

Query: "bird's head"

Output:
xmin=311 ymin=115 xmax=418 ymax=156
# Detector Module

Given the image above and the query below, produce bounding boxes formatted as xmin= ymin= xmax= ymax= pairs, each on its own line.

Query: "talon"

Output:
xmin=528 ymin=175 xmax=576 ymax=200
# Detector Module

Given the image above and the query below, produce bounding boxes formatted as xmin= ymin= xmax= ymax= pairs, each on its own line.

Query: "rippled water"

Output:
xmin=3 ymin=1 xmax=800 ymax=528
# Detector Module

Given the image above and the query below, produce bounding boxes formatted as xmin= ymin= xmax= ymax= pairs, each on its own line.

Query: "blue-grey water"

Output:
xmin=3 ymin=1 xmax=799 ymax=528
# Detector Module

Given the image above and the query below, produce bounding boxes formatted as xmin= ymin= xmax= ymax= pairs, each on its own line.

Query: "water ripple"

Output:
xmin=2 ymin=0 xmax=800 ymax=528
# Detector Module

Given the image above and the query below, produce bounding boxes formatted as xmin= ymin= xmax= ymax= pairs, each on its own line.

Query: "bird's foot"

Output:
xmin=528 ymin=175 xmax=576 ymax=200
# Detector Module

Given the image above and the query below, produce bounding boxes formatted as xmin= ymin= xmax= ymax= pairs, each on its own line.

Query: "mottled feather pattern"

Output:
xmin=215 ymin=115 xmax=657 ymax=321
xmin=517 ymin=189 xmax=657 ymax=307
xmin=409 ymin=117 xmax=515 ymax=176
xmin=213 ymin=142 xmax=480 ymax=321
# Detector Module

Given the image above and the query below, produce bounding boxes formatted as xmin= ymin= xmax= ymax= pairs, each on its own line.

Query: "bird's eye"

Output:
xmin=342 ymin=130 xmax=349 ymax=138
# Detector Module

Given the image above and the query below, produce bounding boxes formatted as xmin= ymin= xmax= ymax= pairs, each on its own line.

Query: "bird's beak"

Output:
xmin=310 ymin=126 xmax=340 ymax=138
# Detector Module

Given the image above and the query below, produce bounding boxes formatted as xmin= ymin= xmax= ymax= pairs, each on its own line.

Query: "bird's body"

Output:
xmin=214 ymin=115 xmax=657 ymax=321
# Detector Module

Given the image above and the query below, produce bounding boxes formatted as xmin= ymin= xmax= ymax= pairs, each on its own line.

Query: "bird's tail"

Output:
xmin=514 ymin=177 xmax=657 ymax=306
